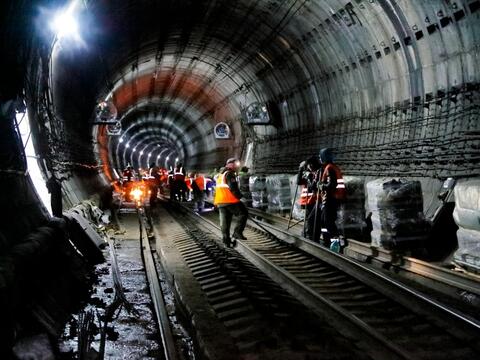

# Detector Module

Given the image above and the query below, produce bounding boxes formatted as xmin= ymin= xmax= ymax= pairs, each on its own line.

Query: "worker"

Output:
xmin=318 ymin=148 xmax=346 ymax=248
xmin=297 ymin=155 xmax=322 ymax=242
xmin=122 ymin=165 xmax=135 ymax=202
xmin=191 ymin=172 xmax=206 ymax=212
xmin=214 ymin=158 xmax=248 ymax=247
xmin=173 ymin=163 xmax=187 ymax=201
xmin=122 ymin=164 xmax=134 ymax=182
xmin=185 ymin=172 xmax=194 ymax=201
xmin=148 ymin=163 xmax=160 ymax=205
xmin=159 ymin=168 xmax=168 ymax=194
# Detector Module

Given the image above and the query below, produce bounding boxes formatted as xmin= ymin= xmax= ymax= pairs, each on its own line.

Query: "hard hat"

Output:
xmin=319 ymin=148 xmax=334 ymax=163
xmin=226 ymin=157 xmax=238 ymax=165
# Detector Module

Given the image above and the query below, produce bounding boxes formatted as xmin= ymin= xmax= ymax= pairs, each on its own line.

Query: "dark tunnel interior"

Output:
xmin=0 ymin=0 xmax=479 ymax=356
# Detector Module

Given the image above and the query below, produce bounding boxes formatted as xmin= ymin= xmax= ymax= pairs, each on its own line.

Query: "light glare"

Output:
xmin=51 ymin=9 xmax=79 ymax=40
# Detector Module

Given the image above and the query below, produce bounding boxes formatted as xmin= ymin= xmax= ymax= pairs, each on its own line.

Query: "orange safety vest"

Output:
xmin=214 ymin=172 xmax=240 ymax=205
xmin=194 ymin=176 xmax=206 ymax=190
xmin=185 ymin=178 xmax=193 ymax=190
xmin=321 ymin=163 xmax=346 ymax=200
xmin=298 ymin=186 xmax=318 ymax=206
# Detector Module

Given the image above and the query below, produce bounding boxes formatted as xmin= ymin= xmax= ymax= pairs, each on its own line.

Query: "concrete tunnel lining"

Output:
xmin=0 ymin=0 xmax=480 ymax=355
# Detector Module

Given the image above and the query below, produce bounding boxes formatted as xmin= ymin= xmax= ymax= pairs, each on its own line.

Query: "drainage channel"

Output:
xmin=158 ymin=201 xmax=372 ymax=359
xmin=177 ymin=201 xmax=480 ymax=360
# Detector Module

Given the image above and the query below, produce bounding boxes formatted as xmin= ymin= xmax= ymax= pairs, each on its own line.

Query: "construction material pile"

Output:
xmin=266 ymin=174 xmax=292 ymax=213
xmin=336 ymin=176 xmax=367 ymax=241
xmin=366 ymin=178 xmax=428 ymax=250
xmin=453 ymin=178 xmax=480 ymax=273
xmin=289 ymin=175 xmax=305 ymax=220
xmin=249 ymin=175 xmax=268 ymax=209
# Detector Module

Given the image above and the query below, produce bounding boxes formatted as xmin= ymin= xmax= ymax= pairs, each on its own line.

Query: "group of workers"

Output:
xmin=120 ymin=162 xmax=212 ymax=211
xmin=297 ymin=148 xmax=345 ymax=248
xmin=213 ymin=148 xmax=344 ymax=249
xmin=119 ymin=147 xmax=343 ymax=250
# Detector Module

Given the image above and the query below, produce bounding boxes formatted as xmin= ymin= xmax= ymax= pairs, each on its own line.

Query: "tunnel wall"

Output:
xmin=249 ymin=0 xmax=480 ymax=177
xmin=253 ymin=90 xmax=480 ymax=177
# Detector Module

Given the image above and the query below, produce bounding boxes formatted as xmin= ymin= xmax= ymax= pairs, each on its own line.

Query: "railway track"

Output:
xmin=136 ymin=206 xmax=178 ymax=360
xmin=247 ymin=207 xmax=480 ymax=306
xmin=165 ymin=200 xmax=480 ymax=360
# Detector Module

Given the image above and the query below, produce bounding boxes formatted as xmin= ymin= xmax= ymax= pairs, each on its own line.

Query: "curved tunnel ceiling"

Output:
xmin=21 ymin=0 xmax=479 ymax=182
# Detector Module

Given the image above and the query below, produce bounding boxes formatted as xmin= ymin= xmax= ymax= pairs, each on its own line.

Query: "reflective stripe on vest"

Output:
xmin=214 ymin=172 xmax=240 ymax=205
xmin=321 ymin=163 xmax=346 ymax=200
xmin=298 ymin=186 xmax=317 ymax=206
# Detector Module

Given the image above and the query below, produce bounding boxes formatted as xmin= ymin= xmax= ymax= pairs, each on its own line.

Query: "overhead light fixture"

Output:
xmin=119 ymin=138 xmax=124 ymax=143
xmin=126 ymin=143 xmax=130 ymax=148
xmin=140 ymin=151 xmax=144 ymax=155
xmin=148 ymin=153 xmax=152 ymax=157
xmin=175 ymin=157 xmax=179 ymax=162
xmin=51 ymin=1 xmax=80 ymax=40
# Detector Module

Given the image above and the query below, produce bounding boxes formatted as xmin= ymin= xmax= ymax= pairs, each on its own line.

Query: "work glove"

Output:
xmin=299 ymin=160 xmax=306 ymax=170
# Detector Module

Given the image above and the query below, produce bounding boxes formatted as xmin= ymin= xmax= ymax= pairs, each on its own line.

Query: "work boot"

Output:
xmin=232 ymin=232 xmax=247 ymax=240
xmin=231 ymin=239 xmax=237 ymax=248
xmin=223 ymin=237 xmax=232 ymax=247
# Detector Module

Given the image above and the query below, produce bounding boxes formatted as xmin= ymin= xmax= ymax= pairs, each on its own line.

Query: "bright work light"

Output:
xmin=51 ymin=2 xmax=80 ymax=40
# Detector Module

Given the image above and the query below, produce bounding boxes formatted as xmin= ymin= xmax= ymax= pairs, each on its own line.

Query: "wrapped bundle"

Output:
xmin=249 ymin=175 xmax=267 ymax=192
xmin=367 ymin=178 xmax=428 ymax=250
xmin=239 ymin=174 xmax=252 ymax=206
xmin=454 ymin=228 xmax=480 ymax=274
xmin=336 ymin=176 xmax=367 ymax=241
xmin=290 ymin=175 xmax=304 ymax=220
xmin=251 ymin=191 xmax=268 ymax=209
xmin=453 ymin=178 xmax=480 ymax=273
xmin=266 ymin=174 xmax=292 ymax=213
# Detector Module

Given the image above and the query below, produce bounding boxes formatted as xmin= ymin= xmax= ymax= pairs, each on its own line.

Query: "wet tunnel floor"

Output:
xmin=58 ymin=212 xmax=161 ymax=359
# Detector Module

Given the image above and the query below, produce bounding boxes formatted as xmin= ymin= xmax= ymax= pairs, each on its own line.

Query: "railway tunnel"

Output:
xmin=1 ymin=0 xmax=480 ymax=358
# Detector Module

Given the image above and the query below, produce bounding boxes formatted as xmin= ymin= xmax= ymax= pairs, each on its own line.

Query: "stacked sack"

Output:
xmin=336 ymin=176 xmax=367 ymax=241
xmin=366 ymin=178 xmax=429 ymax=250
xmin=249 ymin=175 xmax=268 ymax=210
xmin=238 ymin=173 xmax=252 ymax=207
xmin=266 ymin=174 xmax=292 ymax=213
xmin=452 ymin=178 xmax=480 ymax=273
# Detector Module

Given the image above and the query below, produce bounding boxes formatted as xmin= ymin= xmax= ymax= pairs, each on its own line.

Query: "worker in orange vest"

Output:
xmin=191 ymin=172 xmax=207 ymax=212
xmin=319 ymin=148 xmax=345 ymax=248
xmin=297 ymin=155 xmax=322 ymax=242
xmin=214 ymin=158 xmax=248 ymax=247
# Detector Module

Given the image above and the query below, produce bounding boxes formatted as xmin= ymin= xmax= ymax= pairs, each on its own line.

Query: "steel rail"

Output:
xmin=248 ymin=216 xmax=480 ymax=337
xmin=177 ymin=201 xmax=480 ymax=351
xmin=138 ymin=207 xmax=178 ymax=360
xmin=249 ymin=207 xmax=480 ymax=298
xmin=172 ymin=203 xmax=414 ymax=359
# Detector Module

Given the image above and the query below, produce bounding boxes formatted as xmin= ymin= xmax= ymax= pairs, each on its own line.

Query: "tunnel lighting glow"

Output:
xmin=175 ymin=157 xmax=179 ymax=162
xmin=157 ymin=155 xmax=160 ymax=159
xmin=50 ymin=2 xmax=80 ymax=40
xmin=119 ymin=138 xmax=124 ymax=143
xmin=139 ymin=151 xmax=144 ymax=155
xmin=166 ymin=156 xmax=169 ymax=160
xmin=148 ymin=153 xmax=152 ymax=157
xmin=17 ymin=111 xmax=51 ymax=215
xmin=126 ymin=143 xmax=130 ymax=148
xmin=130 ymin=188 xmax=143 ymax=202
